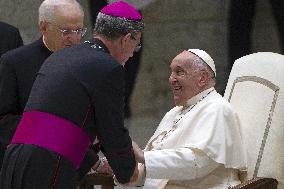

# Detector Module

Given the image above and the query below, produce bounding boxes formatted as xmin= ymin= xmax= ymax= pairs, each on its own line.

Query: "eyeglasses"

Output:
xmin=134 ymin=43 xmax=142 ymax=52
xmin=59 ymin=27 xmax=87 ymax=37
xmin=130 ymin=34 xmax=142 ymax=52
xmin=48 ymin=22 xmax=87 ymax=37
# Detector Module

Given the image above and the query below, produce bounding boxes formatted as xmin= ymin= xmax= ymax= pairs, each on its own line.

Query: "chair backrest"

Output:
xmin=224 ymin=52 xmax=284 ymax=189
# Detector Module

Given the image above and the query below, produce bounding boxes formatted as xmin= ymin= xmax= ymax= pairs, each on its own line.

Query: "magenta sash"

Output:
xmin=11 ymin=111 xmax=91 ymax=168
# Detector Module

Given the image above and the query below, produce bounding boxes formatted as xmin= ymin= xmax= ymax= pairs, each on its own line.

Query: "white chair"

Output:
xmin=224 ymin=52 xmax=284 ymax=189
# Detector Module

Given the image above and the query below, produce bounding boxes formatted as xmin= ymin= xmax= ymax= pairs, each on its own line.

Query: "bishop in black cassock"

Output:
xmin=0 ymin=1 xmax=144 ymax=188
xmin=0 ymin=38 xmax=136 ymax=189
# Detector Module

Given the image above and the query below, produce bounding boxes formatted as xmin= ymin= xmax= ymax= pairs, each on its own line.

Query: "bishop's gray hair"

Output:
xmin=93 ymin=12 xmax=144 ymax=40
xmin=38 ymin=0 xmax=84 ymax=24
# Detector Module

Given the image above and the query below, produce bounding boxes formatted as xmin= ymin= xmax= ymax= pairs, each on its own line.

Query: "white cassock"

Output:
xmin=134 ymin=87 xmax=247 ymax=189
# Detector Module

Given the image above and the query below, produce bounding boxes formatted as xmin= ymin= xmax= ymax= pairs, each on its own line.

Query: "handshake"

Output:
xmin=91 ymin=141 xmax=145 ymax=186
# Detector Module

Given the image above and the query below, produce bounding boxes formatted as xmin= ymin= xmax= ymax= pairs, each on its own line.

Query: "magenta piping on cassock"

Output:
xmin=11 ymin=111 xmax=91 ymax=168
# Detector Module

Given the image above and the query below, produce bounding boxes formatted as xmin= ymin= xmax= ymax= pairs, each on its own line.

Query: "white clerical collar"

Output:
xmin=183 ymin=87 xmax=215 ymax=109
xmin=42 ymin=36 xmax=53 ymax=52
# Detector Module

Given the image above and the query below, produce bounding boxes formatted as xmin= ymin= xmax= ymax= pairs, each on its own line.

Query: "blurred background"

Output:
xmin=0 ymin=0 xmax=282 ymax=147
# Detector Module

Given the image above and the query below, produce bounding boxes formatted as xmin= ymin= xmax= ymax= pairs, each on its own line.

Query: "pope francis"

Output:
xmin=128 ymin=49 xmax=247 ymax=189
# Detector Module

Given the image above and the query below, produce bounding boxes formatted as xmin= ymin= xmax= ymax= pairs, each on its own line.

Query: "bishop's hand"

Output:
xmin=132 ymin=141 xmax=145 ymax=164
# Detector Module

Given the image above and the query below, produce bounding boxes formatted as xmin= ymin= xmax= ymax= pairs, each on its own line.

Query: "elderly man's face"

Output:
xmin=40 ymin=4 xmax=84 ymax=52
xmin=169 ymin=52 xmax=201 ymax=106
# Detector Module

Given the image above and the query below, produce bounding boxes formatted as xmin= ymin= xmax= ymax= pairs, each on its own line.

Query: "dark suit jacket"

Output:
xmin=0 ymin=22 xmax=23 ymax=57
xmin=0 ymin=38 xmax=52 ymax=165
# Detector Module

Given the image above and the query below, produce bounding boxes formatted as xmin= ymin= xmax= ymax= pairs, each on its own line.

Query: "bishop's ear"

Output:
xmin=120 ymin=33 xmax=132 ymax=50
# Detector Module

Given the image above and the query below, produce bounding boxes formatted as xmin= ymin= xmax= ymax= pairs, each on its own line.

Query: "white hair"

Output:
xmin=38 ymin=0 xmax=84 ymax=23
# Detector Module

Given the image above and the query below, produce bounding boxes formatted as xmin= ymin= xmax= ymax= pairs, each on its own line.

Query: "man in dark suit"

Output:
xmin=0 ymin=1 xmax=144 ymax=188
xmin=0 ymin=21 xmax=23 ymax=58
xmin=0 ymin=21 xmax=23 ymax=172
xmin=0 ymin=0 xmax=85 ymax=168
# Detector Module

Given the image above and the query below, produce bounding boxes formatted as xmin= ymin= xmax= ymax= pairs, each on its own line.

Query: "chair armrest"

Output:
xmin=228 ymin=177 xmax=278 ymax=189
xmin=79 ymin=173 xmax=114 ymax=189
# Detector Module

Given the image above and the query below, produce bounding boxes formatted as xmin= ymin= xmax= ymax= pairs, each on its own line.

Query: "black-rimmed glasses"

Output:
xmin=134 ymin=42 xmax=141 ymax=52
xmin=130 ymin=34 xmax=142 ymax=52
